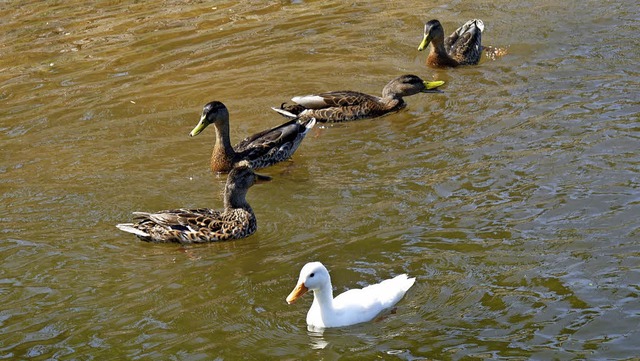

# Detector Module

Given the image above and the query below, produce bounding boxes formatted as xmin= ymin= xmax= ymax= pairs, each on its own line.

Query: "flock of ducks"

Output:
xmin=116 ymin=19 xmax=500 ymax=329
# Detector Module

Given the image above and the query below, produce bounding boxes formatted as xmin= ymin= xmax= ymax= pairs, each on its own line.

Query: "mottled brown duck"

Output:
xmin=116 ymin=161 xmax=270 ymax=243
xmin=190 ymin=101 xmax=316 ymax=173
xmin=272 ymin=75 xmax=444 ymax=123
xmin=418 ymin=19 xmax=484 ymax=68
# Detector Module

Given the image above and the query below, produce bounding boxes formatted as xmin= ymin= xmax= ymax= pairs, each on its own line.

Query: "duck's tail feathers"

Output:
xmin=394 ymin=274 xmax=416 ymax=292
xmin=458 ymin=19 xmax=484 ymax=35
xmin=271 ymin=107 xmax=298 ymax=119
xmin=471 ymin=19 xmax=484 ymax=32
xmin=116 ymin=223 xmax=149 ymax=237
xmin=302 ymin=117 xmax=317 ymax=132
xmin=132 ymin=211 xmax=151 ymax=217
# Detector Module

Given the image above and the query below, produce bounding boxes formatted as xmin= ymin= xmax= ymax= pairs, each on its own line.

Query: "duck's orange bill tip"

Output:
xmin=286 ymin=283 xmax=308 ymax=304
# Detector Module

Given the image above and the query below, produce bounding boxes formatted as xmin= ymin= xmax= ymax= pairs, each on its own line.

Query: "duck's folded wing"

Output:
xmin=134 ymin=208 xmax=220 ymax=229
xmin=334 ymin=275 xmax=415 ymax=310
xmin=333 ymin=288 xmax=377 ymax=309
xmin=449 ymin=32 xmax=482 ymax=64
xmin=135 ymin=208 xmax=252 ymax=242
xmin=447 ymin=20 xmax=483 ymax=64
xmin=293 ymin=91 xmax=378 ymax=109
xmin=234 ymin=119 xmax=308 ymax=155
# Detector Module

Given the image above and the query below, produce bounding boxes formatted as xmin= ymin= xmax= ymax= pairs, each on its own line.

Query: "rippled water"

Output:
xmin=1 ymin=0 xmax=639 ymax=359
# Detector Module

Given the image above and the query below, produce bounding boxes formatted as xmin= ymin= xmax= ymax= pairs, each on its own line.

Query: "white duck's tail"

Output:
xmin=393 ymin=274 xmax=416 ymax=292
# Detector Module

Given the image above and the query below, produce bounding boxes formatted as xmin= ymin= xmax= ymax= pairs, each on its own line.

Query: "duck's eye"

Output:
xmin=309 ymin=273 xmax=315 ymax=278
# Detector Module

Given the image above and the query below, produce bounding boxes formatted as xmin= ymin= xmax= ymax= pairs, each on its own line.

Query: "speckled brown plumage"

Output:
xmin=272 ymin=75 xmax=444 ymax=123
xmin=116 ymin=162 xmax=270 ymax=243
xmin=418 ymin=19 xmax=484 ymax=68
xmin=190 ymin=101 xmax=316 ymax=173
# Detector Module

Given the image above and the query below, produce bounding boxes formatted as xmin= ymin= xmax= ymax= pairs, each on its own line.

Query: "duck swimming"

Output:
xmin=418 ymin=19 xmax=484 ymax=68
xmin=286 ymin=262 xmax=416 ymax=329
xmin=272 ymin=74 xmax=444 ymax=123
xmin=116 ymin=161 xmax=270 ymax=243
xmin=190 ymin=101 xmax=316 ymax=173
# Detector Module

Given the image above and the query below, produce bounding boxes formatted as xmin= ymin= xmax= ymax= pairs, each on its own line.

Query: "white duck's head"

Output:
xmin=286 ymin=262 xmax=331 ymax=304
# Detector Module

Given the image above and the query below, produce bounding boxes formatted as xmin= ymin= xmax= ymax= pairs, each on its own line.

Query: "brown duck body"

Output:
xmin=116 ymin=163 xmax=270 ymax=243
xmin=191 ymin=101 xmax=316 ymax=173
xmin=123 ymin=207 xmax=257 ymax=243
xmin=272 ymin=75 xmax=444 ymax=123
xmin=278 ymin=91 xmax=405 ymax=123
xmin=419 ymin=19 xmax=484 ymax=68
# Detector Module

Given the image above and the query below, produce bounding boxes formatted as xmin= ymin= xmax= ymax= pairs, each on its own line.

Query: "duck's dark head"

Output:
xmin=418 ymin=19 xmax=445 ymax=51
xmin=382 ymin=74 xmax=444 ymax=98
xmin=190 ymin=101 xmax=230 ymax=137
xmin=224 ymin=161 xmax=271 ymax=208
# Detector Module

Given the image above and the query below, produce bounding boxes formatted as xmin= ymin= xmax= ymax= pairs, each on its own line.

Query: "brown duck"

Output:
xmin=116 ymin=161 xmax=271 ymax=243
xmin=418 ymin=19 xmax=484 ymax=68
xmin=272 ymin=74 xmax=444 ymax=123
xmin=190 ymin=101 xmax=316 ymax=173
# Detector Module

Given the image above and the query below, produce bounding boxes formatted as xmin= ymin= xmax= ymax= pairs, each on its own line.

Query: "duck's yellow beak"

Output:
xmin=286 ymin=282 xmax=308 ymax=304
xmin=417 ymin=33 xmax=431 ymax=51
xmin=422 ymin=80 xmax=445 ymax=92
xmin=189 ymin=115 xmax=208 ymax=137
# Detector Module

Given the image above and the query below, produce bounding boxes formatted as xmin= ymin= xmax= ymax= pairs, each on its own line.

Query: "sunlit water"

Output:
xmin=1 ymin=0 xmax=639 ymax=359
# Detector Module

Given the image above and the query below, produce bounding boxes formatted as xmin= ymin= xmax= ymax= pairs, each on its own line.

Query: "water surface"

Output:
xmin=1 ymin=0 xmax=639 ymax=359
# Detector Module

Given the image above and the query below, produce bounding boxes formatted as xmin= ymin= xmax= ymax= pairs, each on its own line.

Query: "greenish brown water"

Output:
xmin=1 ymin=0 xmax=639 ymax=359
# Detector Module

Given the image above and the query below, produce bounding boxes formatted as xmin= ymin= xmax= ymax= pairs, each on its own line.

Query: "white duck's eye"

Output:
xmin=310 ymin=273 xmax=315 ymax=277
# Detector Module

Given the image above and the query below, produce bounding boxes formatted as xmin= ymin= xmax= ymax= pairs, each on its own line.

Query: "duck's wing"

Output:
xmin=234 ymin=118 xmax=315 ymax=161
xmin=324 ymin=275 xmax=415 ymax=326
xmin=123 ymin=208 xmax=253 ymax=243
xmin=291 ymin=91 xmax=387 ymax=122
xmin=334 ymin=274 xmax=415 ymax=311
xmin=445 ymin=19 xmax=484 ymax=65
xmin=293 ymin=91 xmax=379 ymax=109
xmin=133 ymin=208 xmax=220 ymax=228
xmin=272 ymin=91 xmax=381 ymax=121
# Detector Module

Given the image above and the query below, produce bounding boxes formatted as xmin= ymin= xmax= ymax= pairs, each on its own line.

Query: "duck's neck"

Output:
xmin=311 ymin=281 xmax=336 ymax=318
xmin=224 ymin=186 xmax=251 ymax=211
xmin=429 ymin=36 xmax=449 ymax=58
xmin=211 ymin=122 xmax=236 ymax=171
xmin=377 ymin=92 xmax=404 ymax=112
xmin=427 ymin=38 xmax=459 ymax=67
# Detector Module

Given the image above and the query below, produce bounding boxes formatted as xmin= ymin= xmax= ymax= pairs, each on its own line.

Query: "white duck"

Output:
xmin=286 ymin=262 xmax=416 ymax=328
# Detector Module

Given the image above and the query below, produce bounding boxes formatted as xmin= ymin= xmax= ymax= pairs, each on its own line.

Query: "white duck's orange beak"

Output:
xmin=286 ymin=282 xmax=308 ymax=304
